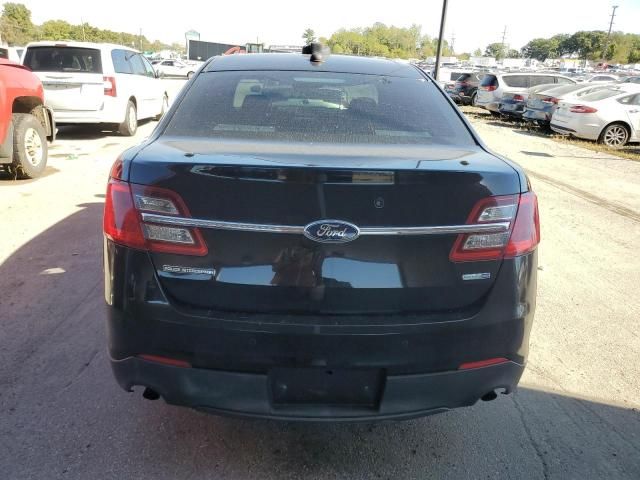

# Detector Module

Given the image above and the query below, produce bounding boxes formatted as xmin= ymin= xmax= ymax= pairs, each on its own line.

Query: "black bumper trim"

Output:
xmin=111 ymin=356 xmax=525 ymax=421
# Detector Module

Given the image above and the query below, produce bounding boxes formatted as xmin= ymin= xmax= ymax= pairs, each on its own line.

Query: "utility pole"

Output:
xmin=434 ymin=0 xmax=449 ymax=81
xmin=601 ymin=5 xmax=618 ymax=63
xmin=500 ymin=25 xmax=507 ymax=60
xmin=450 ymin=32 xmax=455 ymax=55
xmin=80 ymin=17 xmax=86 ymax=41
xmin=139 ymin=28 xmax=143 ymax=51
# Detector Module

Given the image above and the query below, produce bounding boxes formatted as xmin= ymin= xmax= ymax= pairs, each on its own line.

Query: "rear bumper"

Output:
xmin=49 ymin=97 xmax=126 ymax=125
xmin=499 ymin=102 xmax=525 ymax=117
xmin=111 ymin=355 xmax=524 ymax=421
xmin=105 ymin=242 xmax=537 ymax=420
xmin=523 ymin=109 xmax=551 ymax=123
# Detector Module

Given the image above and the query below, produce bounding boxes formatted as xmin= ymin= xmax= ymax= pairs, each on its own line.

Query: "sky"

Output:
xmin=15 ymin=0 xmax=640 ymax=53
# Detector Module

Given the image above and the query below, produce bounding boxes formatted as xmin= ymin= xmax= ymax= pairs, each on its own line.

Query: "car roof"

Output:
xmin=205 ymin=53 xmax=424 ymax=78
xmin=24 ymin=40 xmax=139 ymax=53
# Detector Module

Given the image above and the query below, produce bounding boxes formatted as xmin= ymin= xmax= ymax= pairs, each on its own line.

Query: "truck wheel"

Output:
xmin=118 ymin=101 xmax=138 ymax=136
xmin=12 ymin=113 xmax=48 ymax=179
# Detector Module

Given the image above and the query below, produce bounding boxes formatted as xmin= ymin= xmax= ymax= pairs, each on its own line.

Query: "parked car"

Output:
xmin=477 ymin=73 xmax=575 ymax=114
xmin=551 ymin=84 xmax=640 ymax=147
xmin=499 ymin=79 xmax=577 ymax=118
xmin=103 ymin=53 xmax=540 ymax=421
xmin=448 ymin=72 xmax=486 ymax=106
xmin=22 ymin=41 xmax=168 ymax=136
xmin=153 ymin=59 xmax=196 ymax=79
xmin=0 ymin=58 xmax=55 ymax=178
xmin=523 ymin=83 xmax=612 ymax=127
xmin=620 ymin=76 xmax=640 ymax=84
xmin=584 ymin=74 xmax=619 ymax=83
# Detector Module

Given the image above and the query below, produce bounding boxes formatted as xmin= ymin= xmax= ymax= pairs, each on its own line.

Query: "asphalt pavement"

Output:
xmin=1 ymin=93 xmax=639 ymax=479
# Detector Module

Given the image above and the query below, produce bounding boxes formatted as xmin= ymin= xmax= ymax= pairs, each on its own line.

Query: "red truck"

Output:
xmin=0 ymin=58 xmax=55 ymax=178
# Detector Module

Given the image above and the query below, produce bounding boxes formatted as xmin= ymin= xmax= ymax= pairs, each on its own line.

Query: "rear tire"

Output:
xmin=598 ymin=123 xmax=629 ymax=148
xmin=470 ymin=92 xmax=477 ymax=107
xmin=118 ymin=101 xmax=138 ymax=136
xmin=12 ymin=113 xmax=48 ymax=179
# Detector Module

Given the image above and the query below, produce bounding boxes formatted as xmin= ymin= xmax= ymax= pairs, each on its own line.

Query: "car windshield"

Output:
xmin=165 ymin=70 xmax=475 ymax=146
xmin=23 ymin=46 xmax=102 ymax=73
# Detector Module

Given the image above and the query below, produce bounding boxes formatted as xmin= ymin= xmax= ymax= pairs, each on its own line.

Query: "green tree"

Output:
xmin=485 ymin=42 xmax=506 ymax=60
xmin=302 ymin=28 xmax=316 ymax=44
xmin=521 ymin=38 xmax=556 ymax=61
xmin=0 ymin=2 xmax=35 ymax=45
xmin=457 ymin=52 xmax=470 ymax=61
xmin=473 ymin=48 xmax=482 ymax=57
xmin=507 ymin=49 xmax=521 ymax=58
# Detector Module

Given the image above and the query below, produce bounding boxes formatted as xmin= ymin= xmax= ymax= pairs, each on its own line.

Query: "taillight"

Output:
xmin=542 ymin=97 xmax=559 ymax=105
xmin=450 ymin=192 xmax=540 ymax=262
xmin=103 ymin=167 xmax=207 ymax=256
xmin=513 ymin=94 xmax=525 ymax=102
xmin=480 ymin=85 xmax=497 ymax=92
xmin=570 ymin=105 xmax=597 ymax=113
xmin=103 ymin=76 xmax=117 ymax=97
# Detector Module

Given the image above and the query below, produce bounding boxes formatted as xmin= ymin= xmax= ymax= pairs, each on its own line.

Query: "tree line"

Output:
xmin=0 ymin=3 xmax=183 ymax=53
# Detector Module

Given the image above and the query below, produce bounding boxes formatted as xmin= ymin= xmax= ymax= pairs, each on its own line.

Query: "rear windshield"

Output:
xmin=580 ymin=88 xmax=624 ymax=102
xmin=480 ymin=75 xmax=497 ymax=87
xmin=23 ymin=46 xmax=102 ymax=73
xmin=165 ymin=71 xmax=475 ymax=146
xmin=456 ymin=73 xmax=472 ymax=82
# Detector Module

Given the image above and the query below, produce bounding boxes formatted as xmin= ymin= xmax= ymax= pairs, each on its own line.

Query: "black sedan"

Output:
xmin=103 ymin=51 xmax=539 ymax=421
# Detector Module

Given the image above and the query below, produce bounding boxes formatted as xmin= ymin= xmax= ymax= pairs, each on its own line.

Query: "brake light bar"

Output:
xmin=103 ymin=168 xmax=208 ymax=256
xmin=450 ymin=192 xmax=540 ymax=262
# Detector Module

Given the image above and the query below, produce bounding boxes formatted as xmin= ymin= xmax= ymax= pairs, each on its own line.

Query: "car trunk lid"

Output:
xmin=127 ymin=138 xmax=521 ymax=315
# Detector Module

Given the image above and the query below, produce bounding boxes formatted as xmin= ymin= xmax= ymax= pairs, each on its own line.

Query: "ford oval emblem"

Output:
xmin=303 ymin=220 xmax=360 ymax=243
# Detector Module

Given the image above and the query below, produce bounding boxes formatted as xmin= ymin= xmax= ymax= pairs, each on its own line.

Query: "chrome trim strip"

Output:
xmin=141 ymin=213 xmax=510 ymax=236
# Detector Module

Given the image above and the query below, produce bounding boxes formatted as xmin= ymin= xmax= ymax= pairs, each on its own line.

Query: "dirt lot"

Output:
xmin=1 ymin=91 xmax=639 ymax=479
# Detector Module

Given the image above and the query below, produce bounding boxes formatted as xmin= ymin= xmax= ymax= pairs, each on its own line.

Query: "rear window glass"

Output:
xmin=503 ymin=75 xmax=528 ymax=88
xmin=456 ymin=73 xmax=472 ymax=82
xmin=580 ymin=88 xmax=623 ymax=101
xmin=165 ymin=71 xmax=475 ymax=146
xmin=480 ymin=75 xmax=497 ymax=87
xmin=24 ymin=46 xmax=102 ymax=73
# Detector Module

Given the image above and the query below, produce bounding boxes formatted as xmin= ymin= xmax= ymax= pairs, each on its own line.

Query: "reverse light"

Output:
xmin=450 ymin=192 xmax=540 ymax=262
xmin=570 ymin=105 xmax=597 ymax=113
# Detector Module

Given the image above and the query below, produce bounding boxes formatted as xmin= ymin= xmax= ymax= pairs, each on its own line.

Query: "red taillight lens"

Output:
xmin=459 ymin=357 xmax=509 ymax=370
xmin=103 ymin=76 xmax=117 ymax=97
xmin=103 ymin=167 xmax=208 ymax=256
xmin=513 ymin=94 xmax=525 ymax=102
xmin=570 ymin=105 xmax=597 ymax=113
xmin=103 ymin=179 xmax=146 ymax=250
xmin=480 ymin=85 xmax=497 ymax=92
xmin=542 ymin=97 xmax=559 ymax=105
xmin=139 ymin=354 xmax=191 ymax=368
xmin=504 ymin=191 xmax=540 ymax=258
xmin=450 ymin=192 xmax=540 ymax=262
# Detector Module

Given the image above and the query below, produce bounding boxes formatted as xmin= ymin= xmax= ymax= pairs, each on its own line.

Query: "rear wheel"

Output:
xmin=598 ymin=123 xmax=629 ymax=148
xmin=118 ymin=101 xmax=138 ymax=136
xmin=470 ymin=92 xmax=477 ymax=107
xmin=12 ymin=113 xmax=48 ymax=179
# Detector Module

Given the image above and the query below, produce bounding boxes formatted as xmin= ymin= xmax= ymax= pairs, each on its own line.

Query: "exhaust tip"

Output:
xmin=481 ymin=390 xmax=498 ymax=402
xmin=142 ymin=387 xmax=160 ymax=401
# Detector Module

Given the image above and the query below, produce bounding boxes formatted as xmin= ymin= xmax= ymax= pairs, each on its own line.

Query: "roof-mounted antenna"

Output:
xmin=302 ymin=42 xmax=330 ymax=63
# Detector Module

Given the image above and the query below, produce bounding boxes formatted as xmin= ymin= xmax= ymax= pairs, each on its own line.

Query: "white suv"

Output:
xmin=22 ymin=41 xmax=168 ymax=135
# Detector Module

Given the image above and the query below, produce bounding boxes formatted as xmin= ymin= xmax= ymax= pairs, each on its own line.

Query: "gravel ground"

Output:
xmin=1 ymin=86 xmax=639 ymax=479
